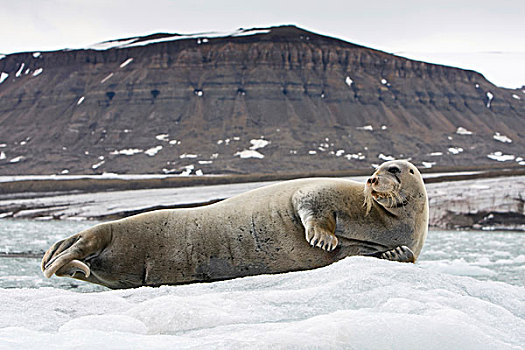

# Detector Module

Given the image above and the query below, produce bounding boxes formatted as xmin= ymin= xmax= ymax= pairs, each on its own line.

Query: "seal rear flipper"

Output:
xmin=42 ymin=223 xmax=112 ymax=279
xmin=55 ymin=260 xmax=91 ymax=278
xmin=366 ymin=245 xmax=415 ymax=263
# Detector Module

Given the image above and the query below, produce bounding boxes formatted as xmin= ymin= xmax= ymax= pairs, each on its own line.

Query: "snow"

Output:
xmin=308 ymin=150 xmax=317 ymax=155
xmin=91 ymin=160 xmax=105 ymax=169
xmin=179 ymin=165 xmax=194 ymax=176
xmin=9 ymin=156 xmax=23 ymax=163
xmin=0 ymin=152 xmax=5 ymax=160
xmin=179 ymin=154 xmax=198 ymax=159
xmin=344 ymin=153 xmax=366 ymax=160
xmin=87 ymin=38 xmax=137 ymax=50
xmin=77 ymin=96 xmax=85 ymax=105
xmin=32 ymin=52 xmax=41 ymax=58
xmin=144 ymin=146 xmax=163 ymax=157
xmin=15 ymin=63 xmax=25 ymax=77
xmin=378 ymin=153 xmax=395 ymax=161
xmin=100 ymin=73 xmax=114 ymax=84
xmin=110 ymin=148 xmax=143 ymax=156
xmin=512 ymin=94 xmax=521 ymax=100
xmin=493 ymin=132 xmax=512 ymax=143
xmin=155 ymin=134 xmax=169 ymax=141
xmin=487 ymin=152 xmax=515 ymax=162
xmin=356 ymin=125 xmax=374 ymax=131
xmin=381 ymin=78 xmax=388 ymax=85
xmin=198 ymin=161 xmax=213 ymax=165
xmin=429 ymin=152 xmax=443 ymax=156
xmin=345 ymin=76 xmax=353 ymax=87
xmin=119 ymin=58 xmax=134 ymax=68
xmin=0 ymin=225 xmax=523 ymax=350
xmin=32 ymin=68 xmax=43 ymax=77
xmin=194 ymin=89 xmax=203 ymax=96
xmin=0 ymin=72 xmax=8 ymax=84
xmin=448 ymin=147 xmax=463 ymax=155
xmin=119 ymin=29 xmax=271 ymax=49
xmin=335 ymin=150 xmax=345 ymax=157
xmin=249 ymin=139 xmax=269 ymax=150
xmin=421 ymin=161 xmax=436 ymax=168
xmin=195 ymin=169 xmax=204 ymax=176
xmin=234 ymin=150 xmax=264 ymax=159
xmin=456 ymin=127 xmax=472 ymax=135
xmin=486 ymin=92 xmax=494 ymax=108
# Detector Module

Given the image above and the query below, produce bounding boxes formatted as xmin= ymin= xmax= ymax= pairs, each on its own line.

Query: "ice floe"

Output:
xmin=0 ymin=72 xmax=8 ymax=84
xmin=493 ymin=132 xmax=512 ymax=143
xmin=9 ymin=156 xmax=23 ymax=163
xmin=144 ymin=146 xmax=163 ymax=157
xmin=77 ymin=96 xmax=85 ymax=105
xmin=194 ymin=89 xmax=203 ymax=96
xmin=345 ymin=76 xmax=353 ymax=87
xmin=456 ymin=127 xmax=472 ymax=135
xmin=0 ymin=152 xmax=5 ymax=160
xmin=512 ymin=94 xmax=521 ymax=100
xmin=32 ymin=52 xmax=41 ymax=58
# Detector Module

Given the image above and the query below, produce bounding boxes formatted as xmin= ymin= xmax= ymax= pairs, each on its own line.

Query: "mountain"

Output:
xmin=0 ymin=25 xmax=523 ymax=175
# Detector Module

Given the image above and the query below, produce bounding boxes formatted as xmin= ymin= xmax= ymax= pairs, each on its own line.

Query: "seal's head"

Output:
xmin=364 ymin=160 xmax=426 ymax=215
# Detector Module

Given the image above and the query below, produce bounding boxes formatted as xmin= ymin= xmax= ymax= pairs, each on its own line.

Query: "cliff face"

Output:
xmin=0 ymin=26 xmax=523 ymax=175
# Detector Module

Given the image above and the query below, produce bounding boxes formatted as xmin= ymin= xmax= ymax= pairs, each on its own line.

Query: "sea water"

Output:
xmin=0 ymin=219 xmax=523 ymax=349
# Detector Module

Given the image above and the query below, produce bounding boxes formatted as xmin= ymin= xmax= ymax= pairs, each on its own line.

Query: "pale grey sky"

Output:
xmin=1 ymin=0 xmax=523 ymax=88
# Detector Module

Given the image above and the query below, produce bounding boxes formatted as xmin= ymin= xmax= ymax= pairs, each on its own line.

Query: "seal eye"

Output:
xmin=387 ymin=166 xmax=400 ymax=174
xmin=409 ymin=169 xmax=414 ymax=174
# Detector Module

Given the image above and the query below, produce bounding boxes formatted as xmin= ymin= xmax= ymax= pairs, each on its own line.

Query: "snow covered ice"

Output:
xmin=0 ymin=219 xmax=524 ymax=349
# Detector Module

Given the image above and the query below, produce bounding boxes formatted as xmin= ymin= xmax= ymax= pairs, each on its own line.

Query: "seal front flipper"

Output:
xmin=41 ymin=223 xmax=112 ymax=279
xmin=366 ymin=245 xmax=415 ymax=263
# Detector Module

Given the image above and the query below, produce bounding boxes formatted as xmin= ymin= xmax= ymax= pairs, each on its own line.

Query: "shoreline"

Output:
xmin=0 ymin=170 xmax=524 ymax=232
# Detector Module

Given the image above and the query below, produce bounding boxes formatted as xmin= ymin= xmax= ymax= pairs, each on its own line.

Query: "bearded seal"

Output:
xmin=42 ymin=160 xmax=428 ymax=289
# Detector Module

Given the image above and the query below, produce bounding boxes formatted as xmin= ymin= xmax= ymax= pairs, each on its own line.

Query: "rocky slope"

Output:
xmin=0 ymin=26 xmax=523 ymax=175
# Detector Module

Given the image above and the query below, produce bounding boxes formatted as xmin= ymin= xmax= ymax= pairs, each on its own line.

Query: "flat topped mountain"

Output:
xmin=0 ymin=25 xmax=523 ymax=175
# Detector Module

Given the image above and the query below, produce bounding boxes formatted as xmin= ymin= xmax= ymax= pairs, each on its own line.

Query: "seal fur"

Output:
xmin=42 ymin=160 xmax=429 ymax=289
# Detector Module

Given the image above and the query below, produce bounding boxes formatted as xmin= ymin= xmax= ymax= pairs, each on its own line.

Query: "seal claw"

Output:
xmin=305 ymin=226 xmax=338 ymax=252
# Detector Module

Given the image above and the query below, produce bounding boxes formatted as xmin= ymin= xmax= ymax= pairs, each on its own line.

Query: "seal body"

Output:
xmin=42 ymin=160 xmax=429 ymax=289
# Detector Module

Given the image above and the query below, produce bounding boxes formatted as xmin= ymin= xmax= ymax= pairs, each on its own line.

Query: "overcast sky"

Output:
xmin=1 ymin=0 xmax=523 ymax=88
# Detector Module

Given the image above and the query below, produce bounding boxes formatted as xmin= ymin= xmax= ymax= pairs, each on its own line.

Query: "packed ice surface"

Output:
xmin=0 ymin=220 xmax=524 ymax=349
